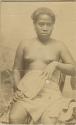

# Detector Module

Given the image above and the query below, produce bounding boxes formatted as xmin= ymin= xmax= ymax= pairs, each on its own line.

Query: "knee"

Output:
xmin=9 ymin=110 xmax=28 ymax=124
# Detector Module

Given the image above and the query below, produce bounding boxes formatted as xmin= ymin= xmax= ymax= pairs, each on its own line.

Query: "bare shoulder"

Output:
xmin=18 ymin=38 xmax=34 ymax=49
xmin=53 ymin=39 xmax=68 ymax=51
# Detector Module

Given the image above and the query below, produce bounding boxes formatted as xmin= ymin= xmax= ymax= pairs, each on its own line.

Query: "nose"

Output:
xmin=42 ymin=25 xmax=48 ymax=31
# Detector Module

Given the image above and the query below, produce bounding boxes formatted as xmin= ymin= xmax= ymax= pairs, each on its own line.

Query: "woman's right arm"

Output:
xmin=13 ymin=41 xmax=24 ymax=89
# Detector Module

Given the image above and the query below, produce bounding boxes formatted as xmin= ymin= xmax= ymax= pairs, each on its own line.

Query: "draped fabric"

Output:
xmin=0 ymin=64 xmax=76 ymax=124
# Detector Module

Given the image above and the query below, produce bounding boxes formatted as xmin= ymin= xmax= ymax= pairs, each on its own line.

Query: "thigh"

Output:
xmin=9 ymin=101 xmax=28 ymax=124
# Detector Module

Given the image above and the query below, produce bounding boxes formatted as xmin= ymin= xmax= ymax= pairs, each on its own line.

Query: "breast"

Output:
xmin=23 ymin=44 xmax=60 ymax=68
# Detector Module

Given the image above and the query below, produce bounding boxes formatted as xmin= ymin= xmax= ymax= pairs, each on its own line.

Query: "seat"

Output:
xmin=58 ymin=74 xmax=76 ymax=125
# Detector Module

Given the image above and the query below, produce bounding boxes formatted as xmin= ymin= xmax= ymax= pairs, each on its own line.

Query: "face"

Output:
xmin=34 ymin=14 xmax=54 ymax=41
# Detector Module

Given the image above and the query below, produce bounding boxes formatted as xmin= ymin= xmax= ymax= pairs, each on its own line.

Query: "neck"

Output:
xmin=37 ymin=36 xmax=51 ymax=45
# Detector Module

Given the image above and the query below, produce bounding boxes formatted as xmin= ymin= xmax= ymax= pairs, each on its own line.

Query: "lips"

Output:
xmin=41 ymin=33 xmax=48 ymax=35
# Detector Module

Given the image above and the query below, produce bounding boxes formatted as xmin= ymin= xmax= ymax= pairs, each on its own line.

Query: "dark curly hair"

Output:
xmin=31 ymin=7 xmax=55 ymax=24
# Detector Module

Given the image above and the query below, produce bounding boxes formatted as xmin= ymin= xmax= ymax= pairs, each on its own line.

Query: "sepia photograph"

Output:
xmin=1 ymin=0 xmax=76 ymax=2
xmin=0 ymin=2 xmax=76 ymax=125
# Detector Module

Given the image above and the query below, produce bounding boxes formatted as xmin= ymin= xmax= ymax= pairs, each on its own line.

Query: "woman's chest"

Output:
xmin=24 ymin=44 xmax=60 ymax=63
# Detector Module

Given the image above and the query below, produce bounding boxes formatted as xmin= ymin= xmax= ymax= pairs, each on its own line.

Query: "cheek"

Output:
xmin=35 ymin=26 xmax=42 ymax=33
xmin=49 ymin=27 xmax=53 ymax=32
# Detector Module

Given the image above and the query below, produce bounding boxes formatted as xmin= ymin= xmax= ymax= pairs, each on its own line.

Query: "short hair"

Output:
xmin=31 ymin=7 xmax=55 ymax=24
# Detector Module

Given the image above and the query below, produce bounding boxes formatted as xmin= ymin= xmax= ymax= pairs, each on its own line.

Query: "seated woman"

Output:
xmin=9 ymin=7 xmax=76 ymax=124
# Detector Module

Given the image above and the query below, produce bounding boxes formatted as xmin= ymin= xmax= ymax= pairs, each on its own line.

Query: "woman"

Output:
xmin=9 ymin=7 xmax=76 ymax=124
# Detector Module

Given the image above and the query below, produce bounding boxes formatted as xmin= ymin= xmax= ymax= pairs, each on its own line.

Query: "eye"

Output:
xmin=47 ymin=23 xmax=52 ymax=26
xmin=38 ymin=22 xmax=44 ymax=27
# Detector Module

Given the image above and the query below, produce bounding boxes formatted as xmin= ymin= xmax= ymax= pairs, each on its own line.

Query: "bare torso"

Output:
xmin=23 ymin=38 xmax=61 ymax=72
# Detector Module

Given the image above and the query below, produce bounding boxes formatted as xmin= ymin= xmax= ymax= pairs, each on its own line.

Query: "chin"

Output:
xmin=40 ymin=35 xmax=50 ymax=41
xmin=40 ymin=38 xmax=50 ymax=43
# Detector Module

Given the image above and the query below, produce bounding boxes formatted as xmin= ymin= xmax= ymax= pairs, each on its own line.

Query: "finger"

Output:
xmin=41 ymin=71 xmax=45 ymax=76
xmin=41 ymin=72 xmax=48 ymax=80
xmin=44 ymin=72 xmax=48 ymax=76
xmin=40 ymin=72 xmax=46 ymax=79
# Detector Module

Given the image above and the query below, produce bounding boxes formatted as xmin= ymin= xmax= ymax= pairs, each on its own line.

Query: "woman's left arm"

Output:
xmin=56 ymin=43 xmax=76 ymax=76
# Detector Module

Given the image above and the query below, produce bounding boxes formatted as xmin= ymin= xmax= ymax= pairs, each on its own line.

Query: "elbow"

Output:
xmin=72 ymin=64 xmax=76 ymax=76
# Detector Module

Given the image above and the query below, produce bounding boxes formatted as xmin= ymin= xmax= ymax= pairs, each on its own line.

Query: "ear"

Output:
xmin=33 ymin=23 xmax=38 ymax=32
xmin=51 ymin=24 xmax=54 ymax=34
xmin=52 ymin=24 xmax=54 ymax=29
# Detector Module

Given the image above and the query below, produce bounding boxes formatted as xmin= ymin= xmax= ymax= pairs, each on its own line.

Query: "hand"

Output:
xmin=41 ymin=61 xmax=58 ymax=80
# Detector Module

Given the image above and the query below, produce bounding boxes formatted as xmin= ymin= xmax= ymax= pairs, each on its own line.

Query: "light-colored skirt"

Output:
xmin=13 ymin=70 xmax=76 ymax=123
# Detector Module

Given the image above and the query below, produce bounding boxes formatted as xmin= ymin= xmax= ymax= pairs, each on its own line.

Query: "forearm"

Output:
xmin=13 ymin=69 xmax=21 ymax=87
xmin=57 ymin=62 xmax=76 ymax=76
